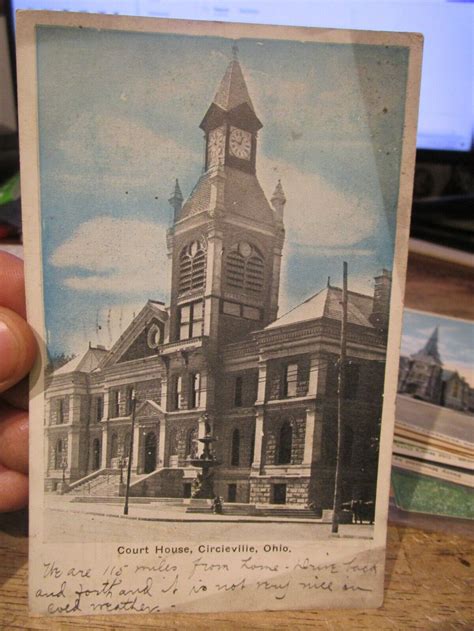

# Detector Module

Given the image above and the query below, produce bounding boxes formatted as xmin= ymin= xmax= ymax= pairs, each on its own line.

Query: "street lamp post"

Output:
xmin=119 ymin=456 xmax=126 ymax=485
xmin=123 ymin=389 xmax=137 ymax=515
xmin=62 ymin=457 xmax=68 ymax=482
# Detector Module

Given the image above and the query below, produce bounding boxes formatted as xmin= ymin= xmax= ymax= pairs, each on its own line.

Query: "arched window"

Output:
xmin=277 ymin=421 xmax=292 ymax=465
xmin=54 ymin=439 xmax=64 ymax=469
xmin=226 ymin=242 xmax=264 ymax=294
xmin=179 ymin=241 xmax=206 ymax=294
xmin=110 ymin=433 xmax=118 ymax=459
xmin=231 ymin=428 xmax=240 ymax=466
xmin=186 ymin=427 xmax=198 ymax=459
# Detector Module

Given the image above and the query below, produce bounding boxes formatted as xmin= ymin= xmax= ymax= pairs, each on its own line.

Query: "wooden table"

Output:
xmin=1 ymin=252 xmax=473 ymax=629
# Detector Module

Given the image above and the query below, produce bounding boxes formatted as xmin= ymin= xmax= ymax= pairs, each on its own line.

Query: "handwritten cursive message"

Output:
xmin=32 ymin=543 xmax=383 ymax=615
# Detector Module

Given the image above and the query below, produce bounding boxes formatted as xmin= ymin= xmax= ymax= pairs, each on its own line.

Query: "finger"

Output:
xmin=0 ymin=405 xmax=28 ymax=474
xmin=1 ymin=377 xmax=29 ymax=410
xmin=0 ymin=463 xmax=28 ymax=512
xmin=0 ymin=252 xmax=26 ymax=318
xmin=0 ymin=307 xmax=37 ymax=393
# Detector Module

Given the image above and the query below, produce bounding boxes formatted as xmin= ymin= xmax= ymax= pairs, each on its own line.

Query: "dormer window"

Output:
xmin=179 ymin=241 xmax=206 ymax=294
xmin=226 ymin=242 xmax=264 ymax=293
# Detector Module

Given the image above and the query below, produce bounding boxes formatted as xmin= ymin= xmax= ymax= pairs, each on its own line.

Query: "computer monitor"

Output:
xmin=6 ymin=0 xmax=474 ymax=153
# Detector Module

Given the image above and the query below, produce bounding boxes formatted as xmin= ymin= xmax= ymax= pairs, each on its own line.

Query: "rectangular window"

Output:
xmin=57 ymin=399 xmax=65 ymax=424
xmin=172 ymin=375 xmax=182 ymax=410
xmin=283 ymin=363 xmax=298 ymax=398
xmin=125 ymin=386 xmax=134 ymax=415
xmin=344 ymin=362 xmax=360 ymax=400
xmin=234 ymin=375 xmax=243 ymax=407
xmin=273 ymin=483 xmax=287 ymax=505
xmin=179 ymin=300 xmax=203 ymax=340
xmin=110 ymin=390 xmax=120 ymax=417
xmin=95 ymin=396 xmax=103 ymax=422
xmin=190 ymin=373 xmax=200 ymax=409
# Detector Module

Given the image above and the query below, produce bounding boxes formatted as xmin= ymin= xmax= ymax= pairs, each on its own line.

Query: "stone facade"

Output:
xmin=44 ymin=52 xmax=389 ymax=510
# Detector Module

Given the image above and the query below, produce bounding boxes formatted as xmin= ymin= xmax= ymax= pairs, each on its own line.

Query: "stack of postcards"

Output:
xmin=392 ymin=309 xmax=474 ymax=521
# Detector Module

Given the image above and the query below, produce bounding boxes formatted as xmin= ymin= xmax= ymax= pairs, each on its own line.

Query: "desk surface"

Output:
xmin=0 ymin=251 xmax=473 ymax=628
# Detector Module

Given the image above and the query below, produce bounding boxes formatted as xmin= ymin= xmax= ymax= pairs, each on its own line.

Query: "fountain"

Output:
xmin=188 ymin=429 xmax=220 ymax=499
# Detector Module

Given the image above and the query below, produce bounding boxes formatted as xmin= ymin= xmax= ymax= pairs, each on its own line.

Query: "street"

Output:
xmin=43 ymin=497 xmax=374 ymax=543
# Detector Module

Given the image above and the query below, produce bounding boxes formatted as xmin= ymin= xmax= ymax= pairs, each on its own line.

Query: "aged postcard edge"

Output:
xmin=16 ymin=10 xmax=423 ymax=614
xmin=372 ymin=30 xmax=422 ymax=550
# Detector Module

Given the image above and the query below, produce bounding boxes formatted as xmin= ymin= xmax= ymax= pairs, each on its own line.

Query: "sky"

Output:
xmin=401 ymin=310 xmax=474 ymax=387
xmin=36 ymin=25 xmax=410 ymax=356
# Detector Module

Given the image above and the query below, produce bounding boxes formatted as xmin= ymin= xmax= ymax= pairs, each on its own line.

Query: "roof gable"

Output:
xmin=136 ymin=399 xmax=165 ymax=418
xmin=101 ymin=301 xmax=168 ymax=368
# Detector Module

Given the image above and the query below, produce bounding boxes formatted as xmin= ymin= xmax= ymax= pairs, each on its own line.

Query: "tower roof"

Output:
xmin=265 ymin=285 xmax=374 ymax=331
xmin=200 ymin=46 xmax=262 ymax=132
xmin=213 ymin=46 xmax=256 ymax=114
xmin=412 ymin=327 xmax=442 ymax=365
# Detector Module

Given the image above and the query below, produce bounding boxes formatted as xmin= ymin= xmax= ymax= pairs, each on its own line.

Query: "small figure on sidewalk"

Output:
xmin=212 ymin=495 xmax=223 ymax=515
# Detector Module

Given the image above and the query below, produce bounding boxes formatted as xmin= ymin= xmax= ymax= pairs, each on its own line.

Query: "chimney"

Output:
xmin=271 ymin=179 xmax=286 ymax=221
xmin=370 ymin=269 xmax=391 ymax=331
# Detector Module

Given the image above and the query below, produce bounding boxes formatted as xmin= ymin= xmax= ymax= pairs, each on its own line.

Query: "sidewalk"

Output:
xmin=45 ymin=495 xmax=374 ymax=533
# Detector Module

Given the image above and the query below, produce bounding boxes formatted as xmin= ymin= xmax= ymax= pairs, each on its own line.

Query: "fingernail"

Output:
xmin=0 ymin=319 xmax=20 ymax=385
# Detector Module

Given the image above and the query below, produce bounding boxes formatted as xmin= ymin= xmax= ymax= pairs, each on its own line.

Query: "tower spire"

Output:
xmin=271 ymin=179 xmax=286 ymax=221
xmin=412 ymin=326 xmax=442 ymax=365
xmin=168 ymin=179 xmax=183 ymax=222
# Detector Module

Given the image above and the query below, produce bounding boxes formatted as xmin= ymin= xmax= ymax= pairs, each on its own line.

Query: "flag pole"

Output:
xmin=332 ymin=262 xmax=348 ymax=534
xmin=124 ymin=389 xmax=137 ymax=516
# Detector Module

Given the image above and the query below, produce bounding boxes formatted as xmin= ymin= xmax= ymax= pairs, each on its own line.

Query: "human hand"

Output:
xmin=0 ymin=251 xmax=37 ymax=512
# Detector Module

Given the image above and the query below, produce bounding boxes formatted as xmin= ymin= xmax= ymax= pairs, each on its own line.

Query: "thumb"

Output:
xmin=0 ymin=307 xmax=37 ymax=394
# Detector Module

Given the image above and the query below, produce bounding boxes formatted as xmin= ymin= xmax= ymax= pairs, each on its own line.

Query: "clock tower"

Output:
xmin=200 ymin=44 xmax=262 ymax=175
xmin=167 ymin=44 xmax=285 ymax=349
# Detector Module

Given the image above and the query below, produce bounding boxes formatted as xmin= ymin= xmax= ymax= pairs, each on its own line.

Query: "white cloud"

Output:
xmin=55 ymin=113 xmax=200 ymax=197
xmin=50 ymin=216 xmax=170 ymax=297
xmin=49 ymin=301 xmax=147 ymax=357
xmin=258 ymin=155 xmax=380 ymax=248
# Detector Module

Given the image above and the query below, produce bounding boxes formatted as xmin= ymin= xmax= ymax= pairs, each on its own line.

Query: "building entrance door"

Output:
xmin=228 ymin=484 xmax=237 ymax=502
xmin=144 ymin=432 xmax=157 ymax=473
xmin=92 ymin=439 xmax=101 ymax=470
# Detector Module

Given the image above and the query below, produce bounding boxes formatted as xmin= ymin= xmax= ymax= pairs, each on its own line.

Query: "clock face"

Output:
xmin=229 ymin=127 xmax=252 ymax=160
xmin=208 ymin=126 xmax=225 ymax=167
xmin=239 ymin=241 xmax=252 ymax=258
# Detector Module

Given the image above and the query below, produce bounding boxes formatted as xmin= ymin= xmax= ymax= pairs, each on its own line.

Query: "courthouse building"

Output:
xmin=44 ymin=51 xmax=390 ymax=510
xmin=398 ymin=327 xmax=471 ymax=412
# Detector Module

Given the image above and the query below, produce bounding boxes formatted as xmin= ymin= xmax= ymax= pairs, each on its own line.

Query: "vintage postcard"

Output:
xmin=18 ymin=12 xmax=422 ymax=615
xmin=396 ymin=309 xmax=474 ymax=462
xmin=393 ymin=309 xmax=473 ymax=518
